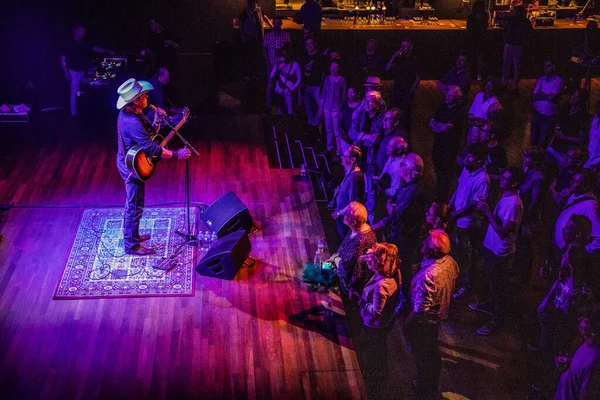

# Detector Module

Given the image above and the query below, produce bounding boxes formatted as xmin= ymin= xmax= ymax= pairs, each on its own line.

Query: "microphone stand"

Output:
xmin=153 ymin=115 xmax=201 ymax=271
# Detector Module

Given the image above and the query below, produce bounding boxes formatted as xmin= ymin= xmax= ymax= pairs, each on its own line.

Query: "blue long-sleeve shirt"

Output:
xmin=116 ymin=109 xmax=162 ymax=181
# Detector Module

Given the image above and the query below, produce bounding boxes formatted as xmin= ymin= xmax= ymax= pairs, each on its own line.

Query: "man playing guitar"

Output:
xmin=116 ymin=78 xmax=191 ymax=255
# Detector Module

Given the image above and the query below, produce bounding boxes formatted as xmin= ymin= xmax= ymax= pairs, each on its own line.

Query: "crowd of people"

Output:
xmin=245 ymin=1 xmax=600 ymax=398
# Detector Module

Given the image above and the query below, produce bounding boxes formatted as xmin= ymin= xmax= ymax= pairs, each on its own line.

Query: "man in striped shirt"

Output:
xmin=263 ymin=16 xmax=291 ymax=109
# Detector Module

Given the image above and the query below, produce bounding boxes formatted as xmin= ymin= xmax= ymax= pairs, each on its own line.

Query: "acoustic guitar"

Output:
xmin=125 ymin=107 xmax=190 ymax=182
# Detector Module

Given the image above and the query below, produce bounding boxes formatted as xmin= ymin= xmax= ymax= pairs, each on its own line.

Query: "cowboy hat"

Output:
xmin=362 ymin=76 xmax=381 ymax=86
xmin=116 ymin=78 xmax=154 ymax=109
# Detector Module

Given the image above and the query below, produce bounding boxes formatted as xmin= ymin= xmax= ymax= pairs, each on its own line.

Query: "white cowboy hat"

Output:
xmin=116 ymin=78 xmax=154 ymax=109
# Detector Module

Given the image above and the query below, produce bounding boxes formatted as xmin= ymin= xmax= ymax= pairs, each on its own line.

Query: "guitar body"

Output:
xmin=125 ymin=134 xmax=165 ymax=182
xmin=123 ymin=107 xmax=190 ymax=182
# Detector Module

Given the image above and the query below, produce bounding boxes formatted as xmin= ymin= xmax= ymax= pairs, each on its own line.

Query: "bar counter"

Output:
xmin=271 ymin=18 xmax=589 ymax=79
xmin=280 ymin=18 xmax=587 ymax=31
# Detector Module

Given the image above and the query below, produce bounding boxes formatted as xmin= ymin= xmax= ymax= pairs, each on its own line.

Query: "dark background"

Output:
xmin=0 ymin=0 xmax=266 ymax=110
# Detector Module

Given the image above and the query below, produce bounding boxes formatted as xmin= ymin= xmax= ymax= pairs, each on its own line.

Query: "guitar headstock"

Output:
xmin=174 ymin=107 xmax=191 ymax=130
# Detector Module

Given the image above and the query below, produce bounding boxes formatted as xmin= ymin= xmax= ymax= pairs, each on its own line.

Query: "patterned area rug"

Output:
xmin=54 ymin=208 xmax=196 ymax=299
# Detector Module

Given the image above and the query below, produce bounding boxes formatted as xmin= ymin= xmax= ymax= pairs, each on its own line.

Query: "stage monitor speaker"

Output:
xmin=200 ymin=191 xmax=254 ymax=238
xmin=195 ymin=230 xmax=252 ymax=280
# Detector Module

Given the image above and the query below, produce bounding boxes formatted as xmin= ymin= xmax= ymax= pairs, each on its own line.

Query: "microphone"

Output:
xmin=149 ymin=104 xmax=167 ymax=118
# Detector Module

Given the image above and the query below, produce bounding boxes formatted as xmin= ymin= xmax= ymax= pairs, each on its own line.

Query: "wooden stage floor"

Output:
xmin=0 ymin=114 xmax=365 ymax=400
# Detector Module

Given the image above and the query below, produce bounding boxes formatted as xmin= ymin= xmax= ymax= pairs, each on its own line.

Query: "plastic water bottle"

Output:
xmin=199 ymin=230 xmax=206 ymax=251
xmin=211 ymin=232 xmax=217 ymax=243
xmin=314 ymin=248 xmax=323 ymax=269
xmin=300 ymin=163 xmax=307 ymax=177
xmin=203 ymin=231 xmax=211 ymax=249
xmin=314 ymin=237 xmax=325 ymax=268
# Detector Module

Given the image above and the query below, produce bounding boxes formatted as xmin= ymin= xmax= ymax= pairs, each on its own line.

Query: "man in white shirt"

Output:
xmin=554 ymin=170 xmax=600 ymax=254
xmin=531 ymin=60 xmax=563 ymax=148
xmin=376 ymin=137 xmax=407 ymax=198
xmin=404 ymin=230 xmax=459 ymax=400
xmin=469 ymin=167 xmax=524 ymax=335
xmin=449 ymin=143 xmax=490 ymax=299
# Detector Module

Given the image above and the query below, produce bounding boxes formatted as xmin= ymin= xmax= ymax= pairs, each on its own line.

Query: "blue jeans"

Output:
xmin=502 ymin=44 xmax=523 ymax=88
xmin=451 ymin=226 xmax=483 ymax=290
xmin=123 ymin=178 xmax=145 ymax=251
xmin=531 ymin=110 xmax=555 ymax=148
xmin=481 ymin=246 xmax=512 ymax=324
xmin=303 ymin=85 xmax=321 ymax=126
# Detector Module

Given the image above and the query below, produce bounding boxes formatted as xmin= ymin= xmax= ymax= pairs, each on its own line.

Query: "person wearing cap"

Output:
xmin=116 ymin=78 xmax=191 ymax=256
xmin=352 ymin=77 xmax=387 ymax=121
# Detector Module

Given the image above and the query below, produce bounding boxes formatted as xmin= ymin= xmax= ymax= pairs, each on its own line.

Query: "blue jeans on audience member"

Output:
xmin=481 ymin=246 xmax=512 ymax=325
xmin=451 ymin=226 xmax=483 ymax=291
xmin=68 ymin=69 xmax=85 ymax=116
xmin=123 ymin=178 xmax=145 ymax=252
xmin=531 ymin=110 xmax=555 ymax=148
xmin=303 ymin=85 xmax=321 ymax=126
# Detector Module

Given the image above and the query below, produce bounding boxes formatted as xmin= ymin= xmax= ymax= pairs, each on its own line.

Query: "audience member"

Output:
xmin=270 ymin=44 xmax=302 ymax=116
xmin=356 ymin=39 xmax=386 ymax=81
xmin=300 ymin=36 xmax=327 ymax=128
xmin=467 ymin=77 xmax=501 ymax=144
xmin=386 ymin=39 xmax=420 ymax=136
xmin=554 ymin=170 xmax=600 ymax=256
xmin=469 ymin=167 xmax=524 ymax=335
xmin=531 ymin=60 xmax=563 ymax=148
xmin=319 ymin=61 xmax=347 ymax=156
xmin=375 ymin=108 xmax=407 ymax=173
xmin=430 ymin=86 xmax=465 ymax=202
xmin=374 ymin=136 xmax=409 ymax=199
xmin=554 ymin=307 xmax=600 ymax=399
xmin=146 ymin=67 xmax=183 ymax=122
xmin=437 ymin=53 xmax=471 ymax=98
xmin=60 ymin=24 xmax=114 ymax=116
xmin=341 ymin=86 xmax=361 ymax=147
xmin=297 ymin=0 xmax=322 ymax=35
xmin=352 ymin=77 xmax=388 ymax=121
xmin=533 ymin=214 xmax=593 ymax=357
xmin=372 ymin=153 xmax=425 ymax=302
xmin=351 ymin=242 xmax=400 ymax=382
xmin=144 ymin=17 xmax=179 ymax=74
xmin=515 ymin=146 xmax=547 ymax=284
xmin=239 ymin=0 xmax=267 ymax=78
xmin=550 ymin=148 xmax=585 ymax=208
xmin=332 ymin=145 xmax=366 ymax=239
xmin=502 ymin=5 xmax=534 ymax=89
xmin=450 ymin=143 xmax=490 ymax=300
xmin=263 ymin=16 xmax=292 ymax=110
xmin=404 ymin=230 xmax=459 ymax=400
xmin=350 ymin=91 xmax=386 ymax=172
xmin=547 ymin=88 xmax=590 ymax=168
xmin=584 ymin=100 xmax=600 ymax=169
xmin=466 ymin=0 xmax=489 ymax=81
xmin=327 ymin=201 xmax=377 ymax=293
xmin=423 ymin=203 xmax=452 ymax=233
xmin=481 ymin=121 xmax=508 ymax=207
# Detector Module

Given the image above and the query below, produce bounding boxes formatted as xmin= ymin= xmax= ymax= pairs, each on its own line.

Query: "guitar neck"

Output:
xmin=159 ymin=111 xmax=189 ymax=147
